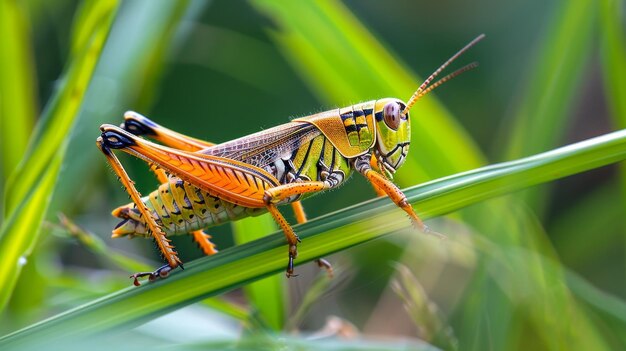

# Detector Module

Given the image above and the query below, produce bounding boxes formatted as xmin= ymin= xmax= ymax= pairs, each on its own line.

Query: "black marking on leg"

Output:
xmin=123 ymin=118 xmax=155 ymax=136
xmin=100 ymin=130 xmax=137 ymax=149
xmin=286 ymin=255 xmax=296 ymax=278
xmin=97 ymin=139 xmax=113 ymax=156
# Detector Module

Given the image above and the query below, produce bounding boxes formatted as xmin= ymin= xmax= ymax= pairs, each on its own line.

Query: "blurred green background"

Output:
xmin=1 ymin=0 xmax=625 ymax=350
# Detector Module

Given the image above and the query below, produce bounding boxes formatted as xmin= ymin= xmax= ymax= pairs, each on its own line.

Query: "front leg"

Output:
xmin=354 ymin=154 xmax=438 ymax=236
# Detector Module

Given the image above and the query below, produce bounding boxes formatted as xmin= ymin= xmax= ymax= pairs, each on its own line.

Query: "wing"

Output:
xmin=123 ymin=111 xmax=323 ymax=169
xmin=100 ymin=125 xmax=285 ymax=208
xmin=200 ymin=122 xmax=322 ymax=168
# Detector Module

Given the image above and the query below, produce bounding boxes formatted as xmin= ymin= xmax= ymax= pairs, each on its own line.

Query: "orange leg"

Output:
xmin=364 ymin=169 xmax=426 ymax=230
xmin=371 ymin=154 xmax=391 ymax=197
xmin=264 ymin=181 xmax=331 ymax=204
xmin=356 ymin=155 xmax=439 ymax=236
xmin=267 ymin=203 xmax=300 ymax=277
xmin=291 ymin=200 xmax=307 ymax=224
xmin=148 ymin=163 xmax=169 ymax=184
xmin=99 ymin=124 xmax=275 ymax=209
xmin=371 ymin=183 xmax=387 ymax=197
xmin=290 ymin=201 xmax=333 ymax=277
xmin=264 ymin=180 xmax=342 ymax=277
xmin=192 ymin=230 xmax=219 ymax=256
xmin=96 ymin=137 xmax=182 ymax=286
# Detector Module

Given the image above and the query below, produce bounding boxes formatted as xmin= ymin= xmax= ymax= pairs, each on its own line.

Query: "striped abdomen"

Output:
xmin=112 ymin=178 xmax=265 ymax=237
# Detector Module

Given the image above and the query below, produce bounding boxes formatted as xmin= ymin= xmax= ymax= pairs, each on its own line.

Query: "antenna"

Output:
xmin=402 ymin=34 xmax=485 ymax=115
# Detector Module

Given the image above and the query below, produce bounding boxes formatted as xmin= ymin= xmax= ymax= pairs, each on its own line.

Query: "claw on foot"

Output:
xmin=286 ymin=244 xmax=298 ymax=278
xmin=422 ymin=224 xmax=447 ymax=240
xmin=315 ymin=258 xmax=334 ymax=278
xmin=411 ymin=221 xmax=446 ymax=240
xmin=130 ymin=264 xmax=174 ymax=286
xmin=285 ymin=259 xmax=298 ymax=278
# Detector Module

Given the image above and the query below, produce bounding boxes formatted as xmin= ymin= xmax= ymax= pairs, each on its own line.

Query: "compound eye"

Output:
xmin=383 ymin=102 xmax=402 ymax=130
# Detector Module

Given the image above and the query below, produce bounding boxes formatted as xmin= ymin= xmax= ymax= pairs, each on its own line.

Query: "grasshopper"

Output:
xmin=97 ymin=34 xmax=484 ymax=286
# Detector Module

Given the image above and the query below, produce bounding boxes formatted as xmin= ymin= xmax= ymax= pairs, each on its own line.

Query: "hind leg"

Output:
xmin=191 ymin=230 xmax=218 ymax=256
xmin=97 ymin=136 xmax=182 ymax=286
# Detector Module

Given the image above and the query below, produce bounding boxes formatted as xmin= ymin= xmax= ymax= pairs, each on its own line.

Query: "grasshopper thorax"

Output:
xmin=373 ymin=98 xmax=411 ymax=176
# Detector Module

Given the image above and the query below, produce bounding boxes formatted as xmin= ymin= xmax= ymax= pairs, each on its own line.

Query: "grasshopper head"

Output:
xmin=372 ymin=34 xmax=485 ymax=177
xmin=373 ymin=98 xmax=411 ymax=176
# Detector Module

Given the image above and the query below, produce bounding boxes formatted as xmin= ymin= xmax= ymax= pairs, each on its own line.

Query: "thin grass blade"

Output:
xmin=3 ymin=0 xmax=119 ymax=215
xmin=600 ymin=0 xmax=626 ymax=127
xmin=51 ymin=0 xmax=198 ymax=212
xmin=0 ymin=0 xmax=120 ymax=312
xmin=392 ymin=264 xmax=458 ymax=351
xmin=0 ymin=0 xmax=37 ymax=208
xmin=502 ymin=0 xmax=597 ymax=211
xmin=0 ymin=155 xmax=61 ymax=311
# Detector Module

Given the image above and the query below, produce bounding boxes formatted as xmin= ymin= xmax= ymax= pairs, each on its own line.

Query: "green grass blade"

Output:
xmin=599 ymin=0 xmax=626 ymax=287
xmin=3 ymin=0 xmax=119 ymax=215
xmin=469 ymin=236 xmax=609 ymax=350
xmin=54 ymin=214 xmax=249 ymax=322
xmin=0 ymin=0 xmax=119 ymax=312
xmin=599 ymin=0 xmax=626 ymax=127
xmin=192 ymin=335 xmax=441 ymax=351
xmin=250 ymin=0 xmax=485 ymax=185
xmin=503 ymin=0 xmax=597 ymax=210
xmin=51 ymin=0 xmax=197 ymax=212
xmin=232 ymin=214 xmax=286 ymax=330
xmin=285 ymin=270 xmax=333 ymax=331
xmin=0 ymin=154 xmax=61 ymax=310
xmin=392 ymin=264 xmax=458 ymax=350
xmin=464 ymin=2 xmax=597 ymax=340
xmin=549 ymin=182 xmax=623 ymax=265
xmin=566 ymin=270 xmax=626 ymax=346
xmin=0 ymin=0 xmax=37 ymax=204
xmin=2 ymin=128 xmax=626 ymax=347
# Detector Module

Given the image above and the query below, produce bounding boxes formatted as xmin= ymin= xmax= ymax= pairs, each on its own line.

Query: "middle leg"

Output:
xmin=264 ymin=178 xmax=341 ymax=277
xmin=291 ymin=201 xmax=333 ymax=277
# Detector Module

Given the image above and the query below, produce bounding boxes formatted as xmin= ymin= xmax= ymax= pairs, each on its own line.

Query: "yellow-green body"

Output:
xmin=112 ymin=98 xmax=411 ymax=238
